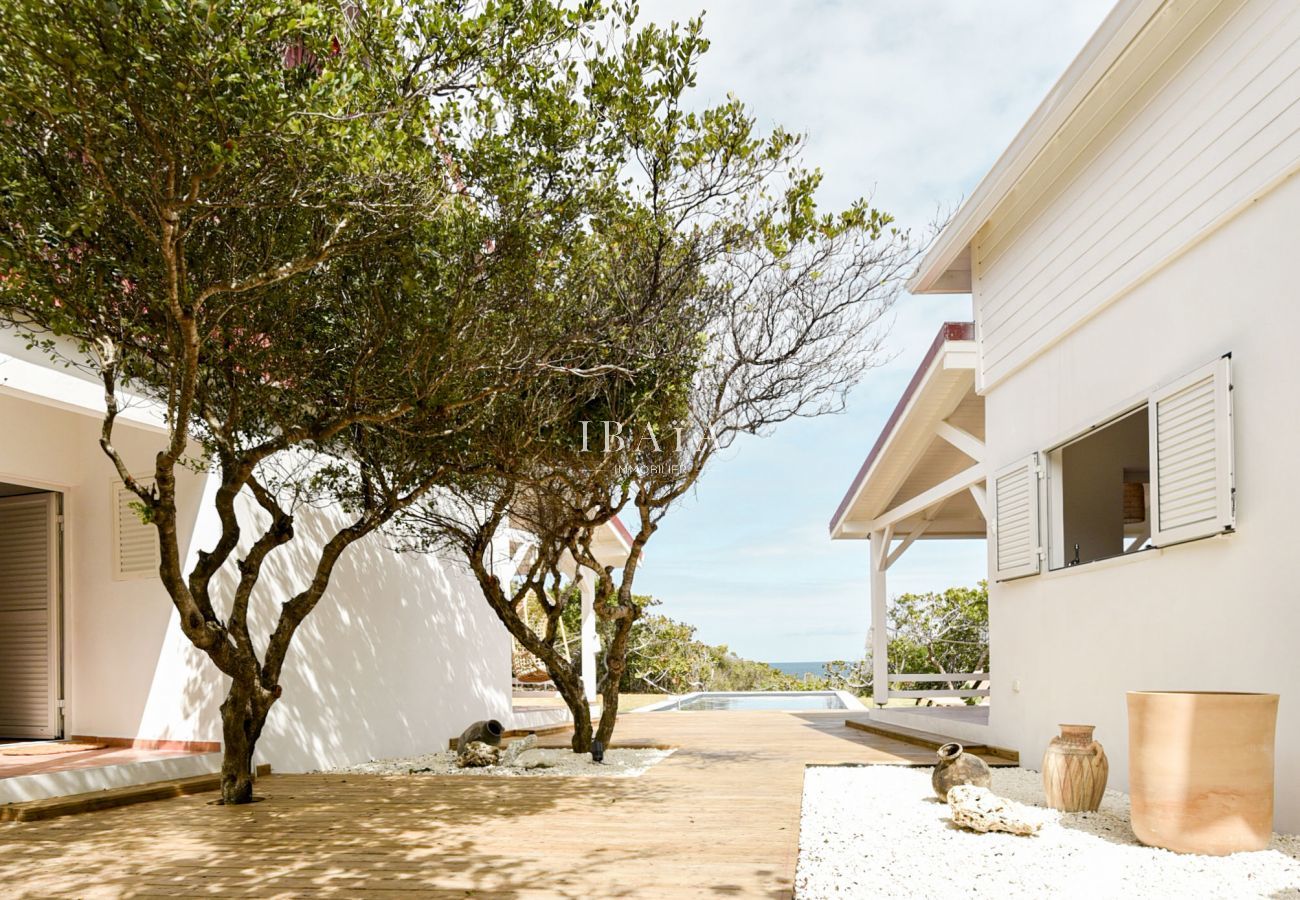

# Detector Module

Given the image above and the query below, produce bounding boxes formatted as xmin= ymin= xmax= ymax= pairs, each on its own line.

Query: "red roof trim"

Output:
xmin=609 ymin=513 xmax=634 ymax=548
xmin=827 ymin=322 xmax=975 ymax=535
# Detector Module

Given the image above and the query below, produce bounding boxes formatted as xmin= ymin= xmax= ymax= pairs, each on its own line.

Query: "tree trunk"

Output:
xmin=595 ymin=677 xmax=620 ymax=746
xmin=567 ymin=695 xmax=594 ymax=755
xmin=219 ymin=680 xmax=271 ymax=805
xmin=548 ymin=661 xmax=593 ymax=753
xmin=594 ymin=617 xmax=633 ymax=746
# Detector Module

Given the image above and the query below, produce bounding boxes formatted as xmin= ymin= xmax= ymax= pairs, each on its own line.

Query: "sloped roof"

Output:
xmin=829 ymin=322 xmax=983 ymax=539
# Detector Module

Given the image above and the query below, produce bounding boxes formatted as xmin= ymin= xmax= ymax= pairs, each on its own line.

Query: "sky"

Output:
xmin=633 ymin=0 xmax=1115 ymax=663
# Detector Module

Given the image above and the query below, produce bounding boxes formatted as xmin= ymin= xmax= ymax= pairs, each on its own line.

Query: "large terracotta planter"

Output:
xmin=1127 ymin=691 xmax=1278 ymax=855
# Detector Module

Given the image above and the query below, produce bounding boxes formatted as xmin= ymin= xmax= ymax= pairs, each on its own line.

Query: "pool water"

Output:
xmin=657 ymin=691 xmax=847 ymax=711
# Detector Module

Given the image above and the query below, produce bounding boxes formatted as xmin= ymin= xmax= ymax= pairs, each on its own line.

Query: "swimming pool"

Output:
xmin=647 ymin=691 xmax=852 ymax=712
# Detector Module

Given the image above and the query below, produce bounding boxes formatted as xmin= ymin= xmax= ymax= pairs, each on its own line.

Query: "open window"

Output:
xmin=992 ymin=355 xmax=1233 ymax=580
xmin=1046 ymin=408 xmax=1151 ymax=569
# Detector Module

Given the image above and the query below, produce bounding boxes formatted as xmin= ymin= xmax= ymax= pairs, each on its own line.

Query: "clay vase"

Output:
xmin=931 ymin=742 xmax=992 ymax=800
xmin=1042 ymin=724 xmax=1108 ymax=812
xmin=457 ymin=719 xmax=504 ymax=752
xmin=1127 ymin=691 xmax=1279 ymax=855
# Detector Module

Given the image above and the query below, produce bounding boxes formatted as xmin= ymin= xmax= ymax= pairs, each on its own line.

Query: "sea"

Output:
xmin=769 ymin=661 xmax=830 ymax=679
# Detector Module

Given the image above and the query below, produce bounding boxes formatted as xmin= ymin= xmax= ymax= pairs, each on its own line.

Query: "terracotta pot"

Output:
xmin=931 ymin=742 xmax=991 ymax=800
xmin=1127 ymin=691 xmax=1278 ymax=855
xmin=457 ymin=719 xmax=504 ymax=752
xmin=1042 ymin=724 xmax=1108 ymax=812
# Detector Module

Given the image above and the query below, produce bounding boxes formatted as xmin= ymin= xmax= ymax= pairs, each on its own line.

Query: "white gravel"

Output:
xmin=796 ymin=765 xmax=1300 ymax=899
xmin=322 ymin=746 xmax=672 ymax=778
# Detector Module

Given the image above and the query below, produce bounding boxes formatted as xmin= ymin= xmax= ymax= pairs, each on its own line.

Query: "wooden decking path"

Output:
xmin=0 ymin=711 xmax=978 ymax=898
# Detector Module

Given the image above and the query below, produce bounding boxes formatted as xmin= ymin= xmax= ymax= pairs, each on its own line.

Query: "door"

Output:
xmin=0 ymin=493 xmax=62 ymax=739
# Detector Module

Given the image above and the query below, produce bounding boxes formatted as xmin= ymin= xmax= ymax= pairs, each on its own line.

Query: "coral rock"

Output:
xmin=948 ymin=785 xmax=1047 ymax=835
xmin=456 ymin=741 xmax=501 ymax=768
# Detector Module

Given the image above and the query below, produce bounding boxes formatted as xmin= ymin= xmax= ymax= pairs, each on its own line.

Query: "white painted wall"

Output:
xmin=982 ymin=165 xmax=1300 ymax=831
xmin=0 ymin=379 xmax=512 ymax=772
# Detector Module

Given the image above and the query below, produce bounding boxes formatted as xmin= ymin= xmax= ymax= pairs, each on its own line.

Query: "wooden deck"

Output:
xmin=0 ymin=711 xmax=986 ymax=898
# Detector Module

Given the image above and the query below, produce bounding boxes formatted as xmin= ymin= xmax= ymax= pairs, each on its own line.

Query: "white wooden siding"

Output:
xmin=0 ymin=493 xmax=60 ymax=738
xmin=992 ymin=454 xmax=1041 ymax=580
xmin=976 ymin=0 xmax=1300 ymax=386
xmin=1149 ymin=356 xmax=1234 ymax=545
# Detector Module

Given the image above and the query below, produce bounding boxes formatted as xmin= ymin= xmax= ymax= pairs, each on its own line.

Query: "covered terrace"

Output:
xmin=828 ymin=322 xmax=990 ymax=733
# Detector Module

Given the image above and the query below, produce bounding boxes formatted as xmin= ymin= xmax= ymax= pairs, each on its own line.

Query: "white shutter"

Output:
xmin=113 ymin=480 xmax=160 ymax=580
xmin=0 ymin=493 xmax=61 ymax=738
xmin=992 ymin=453 xmax=1041 ymax=580
xmin=1148 ymin=356 xmax=1234 ymax=546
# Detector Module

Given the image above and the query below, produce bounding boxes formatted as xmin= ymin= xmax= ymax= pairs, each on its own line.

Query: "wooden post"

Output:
xmin=579 ymin=568 xmax=598 ymax=702
xmin=870 ymin=529 xmax=888 ymax=707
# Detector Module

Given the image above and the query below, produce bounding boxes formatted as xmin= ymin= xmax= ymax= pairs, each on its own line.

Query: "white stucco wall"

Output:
xmin=0 ymin=375 xmax=512 ymax=772
xmin=982 ymin=167 xmax=1300 ymax=831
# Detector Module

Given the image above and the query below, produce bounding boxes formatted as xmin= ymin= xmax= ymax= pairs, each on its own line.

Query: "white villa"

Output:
xmin=0 ymin=329 xmax=626 ymax=799
xmin=831 ymin=0 xmax=1300 ymax=831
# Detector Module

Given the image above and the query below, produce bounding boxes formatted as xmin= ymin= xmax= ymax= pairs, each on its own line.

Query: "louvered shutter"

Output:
xmin=0 ymin=493 xmax=60 ymax=738
xmin=992 ymin=453 xmax=1041 ymax=580
xmin=1148 ymin=356 xmax=1234 ymax=546
xmin=113 ymin=481 xmax=160 ymax=579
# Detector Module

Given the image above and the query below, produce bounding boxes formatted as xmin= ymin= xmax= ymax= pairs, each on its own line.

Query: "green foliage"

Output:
xmin=0 ymin=0 xmax=626 ymax=487
xmin=0 ymin=0 xmax=718 ymax=789
xmin=608 ymin=597 xmax=817 ymax=694
xmin=885 ymin=581 xmax=989 ymax=702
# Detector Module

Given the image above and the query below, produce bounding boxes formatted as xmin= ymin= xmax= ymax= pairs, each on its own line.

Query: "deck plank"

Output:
xmin=0 ymin=710 xmax=968 ymax=898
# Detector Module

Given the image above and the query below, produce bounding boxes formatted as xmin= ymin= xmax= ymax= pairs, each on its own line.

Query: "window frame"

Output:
xmin=992 ymin=353 xmax=1234 ymax=581
xmin=1043 ymin=403 xmax=1151 ymax=572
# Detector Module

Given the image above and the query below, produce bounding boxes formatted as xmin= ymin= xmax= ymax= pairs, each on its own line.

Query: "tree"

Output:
xmin=417 ymin=7 xmax=920 ymax=751
xmin=394 ymin=6 xmax=715 ymax=754
xmin=554 ymin=14 xmax=920 ymax=748
xmin=406 ymin=6 xmax=917 ymax=753
xmin=398 ymin=298 xmax=697 ymax=751
xmin=0 ymin=0 xmax=627 ymax=803
xmin=620 ymin=610 xmax=715 ymax=694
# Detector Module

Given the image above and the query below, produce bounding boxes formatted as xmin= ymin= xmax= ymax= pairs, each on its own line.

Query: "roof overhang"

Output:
xmin=908 ymin=0 xmax=1164 ymax=294
xmin=829 ymin=322 xmax=984 ymax=540
xmin=511 ymin=514 xmax=637 ymax=582
xmin=588 ymin=515 xmax=636 ymax=569
xmin=0 ymin=330 xmax=167 ymax=433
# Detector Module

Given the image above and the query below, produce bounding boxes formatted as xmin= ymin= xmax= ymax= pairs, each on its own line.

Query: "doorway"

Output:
xmin=0 ymin=483 xmax=63 ymax=740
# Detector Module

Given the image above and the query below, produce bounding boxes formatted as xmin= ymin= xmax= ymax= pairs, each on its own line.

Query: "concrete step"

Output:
xmin=0 ymin=751 xmax=224 ymax=805
xmin=845 ymin=717 xmax=1019 ymax=764
xmin=1 ymin=764 xmax=271 ymax=823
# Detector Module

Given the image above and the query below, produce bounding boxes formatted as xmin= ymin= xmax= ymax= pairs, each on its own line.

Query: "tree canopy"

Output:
xmin=400 ymin=9 xmax=919 ymax=750
xmin=0 ymin=0 xmax=693 ymax=801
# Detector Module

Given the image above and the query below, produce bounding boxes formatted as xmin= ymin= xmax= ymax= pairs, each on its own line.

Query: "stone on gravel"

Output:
xmin=948 ymin=784 xmax=1045 ymax=835
xmin=499 ymin=734 xmax=536 ymax=766
xmin=795 ymin=765 xmax=1300 ymax=899
xmin=456 ymin=740 xmax=501 ymax=768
